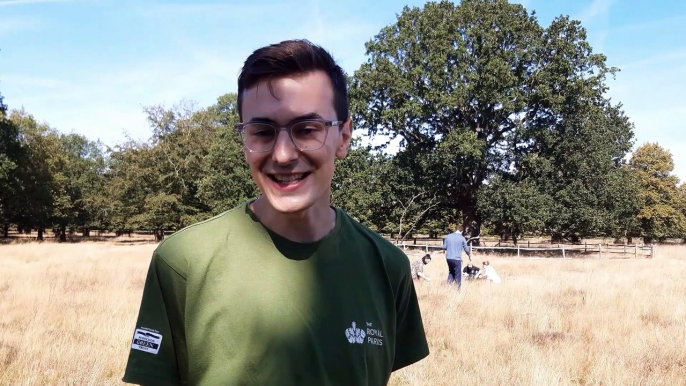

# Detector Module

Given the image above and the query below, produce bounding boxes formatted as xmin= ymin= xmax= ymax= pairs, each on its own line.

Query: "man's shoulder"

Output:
xmin=153 ymin=204 xmax=247 ymax=276
xmin=448 ymin=232 xmax=465 ymax=241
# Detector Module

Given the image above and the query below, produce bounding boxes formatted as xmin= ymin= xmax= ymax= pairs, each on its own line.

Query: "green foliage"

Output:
xmin=350 ymin=0 xmax=635 ymax=240
xmin=197 ymin=94 xmax=258 ymax=214
xmin=0 ymin=112 xmax=22 ymax=235
xmin=630 ymin=143 xmax=685 ymax=242
xmin=478 ymin=177 xmax=552 ymax=242
xmin=1 ymin=5 xmax=683 ymax=245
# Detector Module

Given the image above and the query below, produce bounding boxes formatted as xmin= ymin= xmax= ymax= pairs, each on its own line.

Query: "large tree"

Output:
xmin=9 ymin=109 xmax=63 ymax=240
xmin=51 ymin=134 xmax=107 ymax=241
xmin=629 ymin=143 xmax=685 ymax=243
xmin=350 ymin=0 xmax=634 ymax=238
xmin=196 ymin=94 xmax=258 ymax=214
xmin=0 ymin=106 xmax=23 ymax=237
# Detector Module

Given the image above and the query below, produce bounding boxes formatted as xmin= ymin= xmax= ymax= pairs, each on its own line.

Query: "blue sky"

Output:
xmin=1 ymin=0 xmax=685 ymax=182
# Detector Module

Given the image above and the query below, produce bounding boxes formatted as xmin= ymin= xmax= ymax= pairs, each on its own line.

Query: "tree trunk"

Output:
xmin=643 ymin=236 xmax=653 ymax=244
xmin=17 ymin=225 xmax=23 ymax=234
xmin=59 ymin=225 xmax=67 ymax=242
xmin=461 ymin=209 xmax=481 ymax=244
xmin=154 ymin=229 xmax=165 ymax=241
xmin=37 ymin=227 xmax=44 ymax=241
xmin=627 ymin=236 xmax=633 ymax=244
xmin=82 ymin=228 xmax=90 ymax=237
xmin=2 ymin=224 xmax=8 ymax=238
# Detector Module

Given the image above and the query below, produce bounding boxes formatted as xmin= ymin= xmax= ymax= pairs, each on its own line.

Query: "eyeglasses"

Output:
xmin=234 ymin=119 xmax=343 ymax=153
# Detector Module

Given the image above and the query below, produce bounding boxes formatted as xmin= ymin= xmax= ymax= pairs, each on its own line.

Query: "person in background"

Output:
xmin=462 ymin=262 xmax=481 ymax=280
xmin=441 ymin=227 xmax=472 ymax=287
xmin=482 ymin=261 xmax=502 ymax=283
xmin=411 ymin=254 xmax=432 ymax=281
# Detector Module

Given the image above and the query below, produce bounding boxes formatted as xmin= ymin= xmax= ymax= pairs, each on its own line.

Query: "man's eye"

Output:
xmin=293 ymin=123 xmax=322 ymax=137
xmin=249 ymin=126 xmax=274 ymax=137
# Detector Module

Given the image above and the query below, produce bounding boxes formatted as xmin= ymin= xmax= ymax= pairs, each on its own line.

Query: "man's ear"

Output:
xmin=335 ymin=118 xmax=353 ymax=160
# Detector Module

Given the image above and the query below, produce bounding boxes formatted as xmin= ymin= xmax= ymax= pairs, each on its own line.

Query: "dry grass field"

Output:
xmin=1 ymin=241 xmax=685 ymax=386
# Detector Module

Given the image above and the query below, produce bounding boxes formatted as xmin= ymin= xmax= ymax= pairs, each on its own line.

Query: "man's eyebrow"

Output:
xmin=248 ymin=113 xmax=324 ymax=124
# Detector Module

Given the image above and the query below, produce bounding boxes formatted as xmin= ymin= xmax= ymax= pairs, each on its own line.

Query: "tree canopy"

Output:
xmin=350 ymin=0 xmax=635 ymax=241
xmin=1 ymin=2 xmax=683 ymax=244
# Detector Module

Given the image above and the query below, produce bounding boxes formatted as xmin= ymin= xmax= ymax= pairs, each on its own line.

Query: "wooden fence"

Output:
xmin=393 ymin=242 xmax=656 ymax=259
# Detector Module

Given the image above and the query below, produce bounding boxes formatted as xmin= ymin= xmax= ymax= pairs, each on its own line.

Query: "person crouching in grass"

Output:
xmin=411 ymin=254 xmax=432 ymax=281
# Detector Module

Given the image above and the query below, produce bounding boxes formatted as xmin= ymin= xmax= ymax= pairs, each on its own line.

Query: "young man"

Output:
xmin=410 ymin=253 xmax=432 ymax=281
xmin=441 ymin=227 xmax=472 ymax=287
xmin=122 ymin=40 xmax=429 ymax=386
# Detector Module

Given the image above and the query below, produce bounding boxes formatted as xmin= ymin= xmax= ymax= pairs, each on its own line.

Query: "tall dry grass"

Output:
xmin=0 ymin=243 xmax=156 ymax=386
xmin=0 ymin=242 xmax=684 ymax=385
xmin=392 ymin=245 xmax=686 ymax=386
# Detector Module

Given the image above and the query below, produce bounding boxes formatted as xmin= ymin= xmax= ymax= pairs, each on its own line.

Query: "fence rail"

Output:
xmin=393 ymin=242 xmax=655 ymax=259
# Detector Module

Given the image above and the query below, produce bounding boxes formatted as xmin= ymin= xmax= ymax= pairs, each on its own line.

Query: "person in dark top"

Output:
xmin=462 ymin=263 xmax=481 ymax=279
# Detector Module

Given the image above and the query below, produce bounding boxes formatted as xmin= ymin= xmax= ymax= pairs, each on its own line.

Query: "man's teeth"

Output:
xmin=273 ymin=174 xmax=305 ymax=182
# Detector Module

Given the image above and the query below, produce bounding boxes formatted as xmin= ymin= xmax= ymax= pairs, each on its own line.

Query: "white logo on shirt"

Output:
xmin=346 ymin=322 xmax=384 ymax=346
xmin=131 ymin=328 xmax=162 ymax=354
xmin=345 ymin=322 xmax=366 ymax=344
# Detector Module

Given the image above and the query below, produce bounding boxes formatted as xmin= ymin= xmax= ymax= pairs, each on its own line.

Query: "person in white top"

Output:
xmin=482 ymin=261 xmax=501 ymax=283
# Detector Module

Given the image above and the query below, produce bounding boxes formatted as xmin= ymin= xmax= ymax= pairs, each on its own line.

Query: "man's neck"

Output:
xmin=250 ymin=197 xmax=336 ymax=243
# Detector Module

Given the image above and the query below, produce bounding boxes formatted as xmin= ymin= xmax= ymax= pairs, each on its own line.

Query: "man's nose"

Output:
xmin=271 ymin=130 xmax=299 ymax=164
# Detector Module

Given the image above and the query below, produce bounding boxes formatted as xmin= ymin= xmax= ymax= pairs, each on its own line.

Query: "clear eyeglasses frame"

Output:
xmin=234 ymin=119 xmax=343 ymax=153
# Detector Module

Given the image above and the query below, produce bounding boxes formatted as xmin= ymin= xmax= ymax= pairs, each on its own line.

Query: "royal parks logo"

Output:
xmin=345 ymin=321 xmax=384 ymax=346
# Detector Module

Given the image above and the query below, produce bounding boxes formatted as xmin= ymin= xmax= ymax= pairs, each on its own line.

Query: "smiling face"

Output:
xmin=240 ymin=70 xmax=352 ymax=214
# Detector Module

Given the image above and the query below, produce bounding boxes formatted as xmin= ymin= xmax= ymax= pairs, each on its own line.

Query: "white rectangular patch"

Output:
xmin=131 ymin=328 xmax=162 ymax=354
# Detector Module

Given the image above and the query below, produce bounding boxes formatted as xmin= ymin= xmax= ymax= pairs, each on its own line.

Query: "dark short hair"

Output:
xmin=422 ymin=254 xmax=431 ymax=264
xmin=237 ymin=39 xmax=349 ymax=122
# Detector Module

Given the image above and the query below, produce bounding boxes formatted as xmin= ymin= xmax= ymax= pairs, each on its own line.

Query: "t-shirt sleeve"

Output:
xmin=392 ymin=259 xmax=430 ymax=371
xmin=123 ymin=253 xmax=188 ymax=386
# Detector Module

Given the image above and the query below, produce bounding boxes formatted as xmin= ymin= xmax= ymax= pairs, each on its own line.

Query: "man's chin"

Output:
xmin=262 ymin=196 xmax=313 ymax=215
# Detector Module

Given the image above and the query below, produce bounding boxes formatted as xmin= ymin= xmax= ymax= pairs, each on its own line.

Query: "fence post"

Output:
xmin=517 ymin=244 xmax=520 ymax=258
xmin=651 ymin=244 xmax=655 ymax=259
xmin=528 ymin=240 xmax=530 ymax=248
xmin=585 ymin=242 xmax=587 ymax=253
xmin=469 ymin=244 xmax=473 ymax=256
xmin=562 ymin=244 xmax=566 ymax=259
xmin=425 ymin=244 xmax=428 ymax=253
xmin=635 ymin=244 xmax=638 ymax=258
xmin=623 ymin=244 xmax=626 ymax=254
xmin=599 ymin=244 xmax=602 ymax=259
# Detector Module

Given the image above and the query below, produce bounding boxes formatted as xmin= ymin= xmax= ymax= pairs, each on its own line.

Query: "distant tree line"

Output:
xmin=1 ymin=0 xmax=685 ymax=243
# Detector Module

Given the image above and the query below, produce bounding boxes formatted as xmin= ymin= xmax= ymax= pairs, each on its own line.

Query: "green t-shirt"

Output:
xmin=123 ymin=202 xmax=429 ymax=386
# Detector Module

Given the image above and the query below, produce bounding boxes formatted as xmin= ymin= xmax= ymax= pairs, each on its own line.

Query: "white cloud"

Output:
xmin=578 ymin=0 xmax=615 ymax=23
xmin=607 ymin=48 xmax=686 ymax=184
xmin=616 ymin=49 xmax=686 ymax=70
xmin=0 ymin=0 xmax=71 ymax=6
xmin=0 ymin=16 xmax=39 ymax=35
xmin=1 ymin=74 xmax=69 ymax=89
xmin=606 ymin=14 xmax=686 ymax=34
xmin=136 ymin=2 xmax=291 ymax=16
